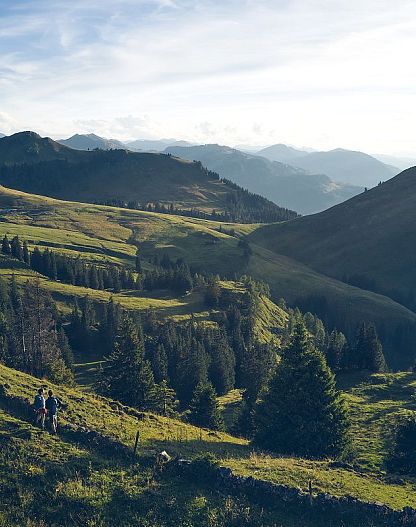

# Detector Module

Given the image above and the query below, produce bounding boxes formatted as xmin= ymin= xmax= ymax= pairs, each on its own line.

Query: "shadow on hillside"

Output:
xmin=141 ymin=437 xmax=249 ymax=461
xmin=361 ymin=375 xmax=416 ymax=405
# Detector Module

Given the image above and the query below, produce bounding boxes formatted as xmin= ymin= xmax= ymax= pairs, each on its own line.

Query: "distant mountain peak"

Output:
xmin=57 ymin=133 xmax=126 ymax=151
xmin=257 ymin=143 xmax=308 ymax=163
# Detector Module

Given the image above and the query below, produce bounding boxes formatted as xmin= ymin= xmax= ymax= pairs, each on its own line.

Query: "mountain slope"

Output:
xmin=165 ymin=144 xmax=362 ymax=214
xmin=257 ymin=143 xmax=308 ymax=163
xmin=249 ymin=166 xmax=416 ymax=313
xmin=0 ymin=185 xmax=415 ymax=367
xmin=58 ymin=133 xmax=126 ymax=151
xmin=2 ymin=363 xmax=416 ymax=524
xmin=0 ymin=132 xmax=293 ymax=222
xmin=0 ymin=130 xmax=83 ymax=164
xmin=292 ymin=148 xmax=398 ymax=187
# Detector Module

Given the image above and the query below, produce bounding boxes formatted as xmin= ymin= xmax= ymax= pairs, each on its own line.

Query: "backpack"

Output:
xmin=34 ymin=394 xmax=45 ymax=410
xmin=46 ymin=396 xmax=59 ymax=415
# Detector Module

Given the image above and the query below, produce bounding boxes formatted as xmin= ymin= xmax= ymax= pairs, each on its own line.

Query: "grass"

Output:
xmin=2 ymin=364 xmax=416 ymax=515
xmin=339 ymin=371 xmax=416 ymax=470
xmin=227 ymin=454 xmax=416 ymax=511
xmin=1 ymin=407 xmax=293 ymax=527
xmin=1 ymin=184 xmax=414 ymax=347
xmin=217 ymin=389 xmax=243 ymax=430
xmin=248 ymin=168 xmax=416 ymax=302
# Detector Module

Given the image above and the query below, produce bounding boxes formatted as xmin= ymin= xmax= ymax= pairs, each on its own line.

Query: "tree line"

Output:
xmin=1 ymin=235 xmax=198 ymax=295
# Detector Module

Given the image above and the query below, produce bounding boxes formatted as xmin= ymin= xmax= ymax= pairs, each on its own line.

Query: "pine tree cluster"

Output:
xmin=0 ymin=276 xmax=73 ymax=383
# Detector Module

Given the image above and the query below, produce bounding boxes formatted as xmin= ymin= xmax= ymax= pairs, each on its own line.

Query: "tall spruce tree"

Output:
xmin=207 ymin=329 xmax=235 ymax=395
xmin=151 ymin=342 xmax=169 ymax=383
xmin=22 ymin=241 xmax=30 ymax=265
xmin=152 ymin=379 xmax=178 ymax=416
xmin=10 ymin=236 xmax=22 ymax=260
xmin=326 ymin=330 xmax=347 ymax=372
xmin=101 ymin=316 xmax=156 ymax=409
xmin=255 ymin=322 xmax=350 ymax=458
xmin=355 ymin=323 xmax=387 ymax=372
xmin=188 ymin=381 xmax=224 ymax=430
xmin=1 ymin=235 xmax=11 ymax=255
xmin=364 ymin=324 xmax=387 ymax=372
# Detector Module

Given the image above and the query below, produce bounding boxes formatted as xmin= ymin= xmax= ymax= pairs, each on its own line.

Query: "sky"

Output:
xmin=1 ymin=0 xmax=416 ymax=155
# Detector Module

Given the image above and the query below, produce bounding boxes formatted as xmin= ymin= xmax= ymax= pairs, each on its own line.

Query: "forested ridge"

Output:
xmin=0 ymin=133 xmax=298 ymax=223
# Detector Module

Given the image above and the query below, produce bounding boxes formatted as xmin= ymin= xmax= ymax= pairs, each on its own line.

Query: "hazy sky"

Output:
xmin=1 ymin=0 xmax=415 ymax=155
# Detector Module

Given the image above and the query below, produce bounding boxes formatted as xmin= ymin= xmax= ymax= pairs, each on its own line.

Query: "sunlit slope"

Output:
xmin=2 ymin=364 xmax=416 ymax=514
xmin=0 ymin=186 xmax=415 ymax=366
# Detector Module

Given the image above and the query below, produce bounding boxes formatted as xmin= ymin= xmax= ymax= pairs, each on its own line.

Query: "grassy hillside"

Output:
xmin=249 ymin=167 xmax=416 ymax=312
xmin=2 ymin=363 xmax=416 ymax=526
xmin=165 ymin=144 xmax=361 ymax=214
xmin=0 ymin=185 xmax=415 ymax=367
xmin=0 ymin=132 xmax=294 ymax=222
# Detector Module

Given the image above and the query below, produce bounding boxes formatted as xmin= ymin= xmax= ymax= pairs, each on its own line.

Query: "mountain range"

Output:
xmin=259 ymin=145 xmax=399 ymax=187
xmin=0 ymin=132 xmax=293 ymax=223
xmin=126 ymin=138 xmax=194 ymax=151
xmin=57 ymin=134 xmax=195 ymax=152
xmin=58 ymin=133 xmax=127 ymax=151
xmin=165 ymin=144 xmax=362 ymax=214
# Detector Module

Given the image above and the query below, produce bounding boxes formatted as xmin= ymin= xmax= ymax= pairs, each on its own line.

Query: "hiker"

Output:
xmin=45 ymin=389 xmax=61 ymax=434
xmin=33 ymin=388 xmax=47 ymax=429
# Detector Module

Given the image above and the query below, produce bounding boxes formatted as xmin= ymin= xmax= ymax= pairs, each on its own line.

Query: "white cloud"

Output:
xmin=0 ymin=0 xmax=415 ymax=154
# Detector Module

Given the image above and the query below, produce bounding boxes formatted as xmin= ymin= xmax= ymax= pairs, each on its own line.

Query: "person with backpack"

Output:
xmin=45 ymin=390 xmax=61 ymax=434
xmin=33 ymin=388 xmax=47 ymax=429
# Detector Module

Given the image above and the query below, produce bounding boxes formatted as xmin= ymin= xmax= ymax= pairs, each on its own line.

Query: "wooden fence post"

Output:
xmin=134 ymin=430 xmax=140 ymax=456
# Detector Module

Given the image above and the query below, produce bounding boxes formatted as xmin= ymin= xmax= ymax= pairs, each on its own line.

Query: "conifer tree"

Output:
xmin=10 ymin=279 xmax=73 ymax=384
xmin=57 ymin=326 xmax=74 ymax=369
xmin=22 ymin=241 xmax=30 ymax=265
xmin=89 ymin=265 xmax=99 ymax=290
xmin=326 ymin=330 xmax=347 ymax=372
xmin=151 ymin=342 xmax=169 ymax=383
xmin=100 ymin=297 xmax=120 ymax=353
xmin=31 ymin=247 xmax=43 ymax=274
xmin=101 ymin=316 xmax=156 ymax=409
xmin=10 ymin=236 xmax=22 ymax=260
xmin=188 ymin=381 xmax=224 ymax=430
xmin=135 ymin=250 xmax=142 ymax=273
xmin=208 ymin=330 xmax=235 ymax=395
xmin=255 ymin=322 xmax=350 ymax=458
xmin=355 ymin=323 xmax=387 ymax=372
xmin=175 ymin=340 xmax=209 ymax=403
xmin=152 ymin=379 xmax=178 ymax=416
xmin=239 ymin=342 xmax=275 ymax=401
xmin=365 ymin=324 xmax=387 ymax=372
xmin=1 ymin=235 xmax=11 ymax=255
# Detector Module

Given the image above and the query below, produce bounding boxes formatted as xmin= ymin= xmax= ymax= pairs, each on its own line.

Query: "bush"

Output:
xmin=188 ymin=453 xmax=219 ymax=483
xmin=387 ymin=413 xmax=416 ymax=474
